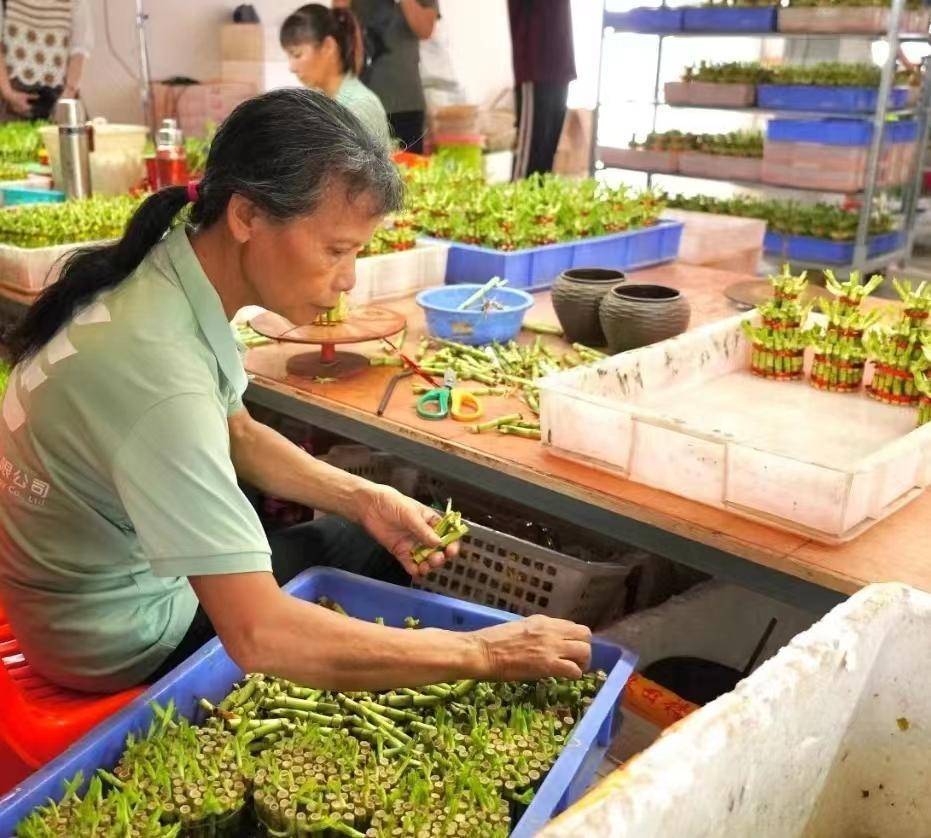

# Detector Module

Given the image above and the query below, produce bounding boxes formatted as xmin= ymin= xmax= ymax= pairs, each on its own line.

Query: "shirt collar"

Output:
xmin=164 ymin=225 xmax=248 ymax=396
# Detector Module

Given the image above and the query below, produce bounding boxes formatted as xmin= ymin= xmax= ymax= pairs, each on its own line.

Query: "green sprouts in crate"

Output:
xmin=0 ymin=194 xmax=145 ymax=249
xmin=743 ymin=266 xmax=811 ymax=381
xmin=809 ymin=271 xmax=884 ymax=393
xmin=18 ymin=601 xmax=610 ymax=838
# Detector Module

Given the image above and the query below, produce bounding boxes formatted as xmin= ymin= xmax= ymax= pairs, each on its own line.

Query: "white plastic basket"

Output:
xmin=415 ymin=521 xmax=634 ymax=626
xmin=349 ymin=242 xmax=449 ymax=304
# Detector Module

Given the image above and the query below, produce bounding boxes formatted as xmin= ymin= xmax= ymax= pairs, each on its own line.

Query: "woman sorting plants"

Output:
xmin=0 ymin=89 xmax=591 ymax=694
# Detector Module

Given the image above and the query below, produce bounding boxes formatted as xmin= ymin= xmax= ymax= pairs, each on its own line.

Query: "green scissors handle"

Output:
xmin=416 ymin=388 xmax=450 ymax=420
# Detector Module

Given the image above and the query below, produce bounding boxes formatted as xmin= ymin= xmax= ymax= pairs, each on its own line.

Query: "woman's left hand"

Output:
xmin=358 ymin=485 xmax=459 ymax=578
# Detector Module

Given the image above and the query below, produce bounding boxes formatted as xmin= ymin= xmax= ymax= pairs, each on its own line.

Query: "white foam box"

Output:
xmin=538 ymin=312 xmax=931 ymax=542
xmin=663 ymin=209 xmax=765 ymax=268
xmin=349 ymin=241 xmax=449 ymax=304
xmin=541 ymin=582 xmax=931 ymax=838
xmin=0 ymin=239 xmax=109 ymax=294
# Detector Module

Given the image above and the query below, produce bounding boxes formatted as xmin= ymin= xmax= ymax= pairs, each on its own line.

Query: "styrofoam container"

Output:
xmin=349 ymin=240 xmax=449 ymax=304
xmin=664 ymin=81 xmax=756 ymax=108
xmin=542 ymin=582 xmax=931 ymax=838
xmin=778 ymin=6 xmax=889 ymax=33
xmin=677 ymin=151 xmax=762 ymax=182
xmin=0 ymin=239 xmax=109 ymax=294
xmin=599 ymin=147 xmax=679 ymax=174
xmin=39 ymin=124 xmax=147 ymax=196
xmin=663 ymin=209 xmax=765 ymax=268
xmin=538 ymin=312 xmax=931 ymax=542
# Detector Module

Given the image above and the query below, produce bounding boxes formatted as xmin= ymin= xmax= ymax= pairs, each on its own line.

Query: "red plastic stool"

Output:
xmin=0 ymin=602 xmax=144 ymax=768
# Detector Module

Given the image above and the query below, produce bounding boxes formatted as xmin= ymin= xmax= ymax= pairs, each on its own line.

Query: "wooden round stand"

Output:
xmin=251 ymin=307 xmax=407 ymax=380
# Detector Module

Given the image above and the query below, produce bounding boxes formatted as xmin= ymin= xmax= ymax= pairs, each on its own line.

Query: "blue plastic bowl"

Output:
xmin=416 ymin=284 xmax=534 ymax=345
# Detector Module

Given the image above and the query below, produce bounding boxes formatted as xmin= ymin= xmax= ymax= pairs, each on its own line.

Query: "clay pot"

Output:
xmin=599 ymin=283 xmax=691 ymax=353
xmin=551 ymin=268 xmax=625 ymax=346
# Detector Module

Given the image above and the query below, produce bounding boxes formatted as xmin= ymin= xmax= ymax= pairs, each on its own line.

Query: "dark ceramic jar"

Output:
xmin=551 ymin=268 xmax=625 ymax=346
xmin=599 ymin=284 xmax=691 ymax=353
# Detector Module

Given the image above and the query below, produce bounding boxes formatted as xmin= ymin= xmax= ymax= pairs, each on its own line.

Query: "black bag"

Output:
xmin=232 ymin=4 xmax=260 ymax=23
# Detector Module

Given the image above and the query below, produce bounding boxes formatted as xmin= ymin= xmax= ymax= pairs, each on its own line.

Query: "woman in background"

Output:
xmin=281 ymin=4 xmax=391 ymax=149
xmin=0 ymin=0 xmax=93 ymax=120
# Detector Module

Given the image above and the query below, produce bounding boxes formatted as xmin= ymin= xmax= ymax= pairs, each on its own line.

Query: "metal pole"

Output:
xmin=852 ymin=0 xmax=904 ymax=272
xmin=901 ymin=55 xmax=931 ymax=260
xmin=136 ymin=0 xmax=155 ymax=134
xmin=646 ymin=33 xmax=665 ymax=190
xmin=590 ymin=1 xmax=607 ymax=177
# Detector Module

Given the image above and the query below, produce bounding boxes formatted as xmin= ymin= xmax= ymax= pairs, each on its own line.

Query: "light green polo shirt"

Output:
xmin=0 ymin=225 xmax=271 ymax=693
xmin=335 ymin=74 xmax=391 ymax=150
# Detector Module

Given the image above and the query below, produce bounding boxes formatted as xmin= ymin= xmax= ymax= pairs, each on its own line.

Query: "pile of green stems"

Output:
xmin=409 ymin=337 xmax=606 ymax=417
xmin=866 ymin=331 xmax=922 ymax=404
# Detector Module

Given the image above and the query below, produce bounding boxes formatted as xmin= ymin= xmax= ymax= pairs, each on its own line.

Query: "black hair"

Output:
xmin=280 ymin=4 xmax=361 ymax=76
xmin=9 ymin=87 xmax=403 ymax=366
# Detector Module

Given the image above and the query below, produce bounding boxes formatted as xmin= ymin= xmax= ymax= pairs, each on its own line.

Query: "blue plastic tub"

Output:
xmin=0 ymin=186 xmax=65 ymax=206
xmin=0 ymin=568 xmax=637 ymax=838
xmin=605 ymin=7 xmax=684 ymax=32
xmin=764 ymin=230 xmax=902 ymax=263
xmin=766 ymin=117 xmax=919 ymax=145
xmin=757 ymin=85 xmax=910 ymax=114
xmin=682 ymin=6 xmax=777 ymax=31
xmin=416 ymin=284 xmax=534 ymax=345
xmin=429 ymin=220 xmax=683 ymax=292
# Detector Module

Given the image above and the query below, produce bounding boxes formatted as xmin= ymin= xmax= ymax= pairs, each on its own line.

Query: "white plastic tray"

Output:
xmin=349 ymin=241 xmax=449 ymax=304
xmin=538 ymin=312 xmax=931 ymax=542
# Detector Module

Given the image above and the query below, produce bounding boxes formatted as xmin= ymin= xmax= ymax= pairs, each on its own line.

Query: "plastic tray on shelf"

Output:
xmin=777 ymin=6 xmax=889 ymax=33
xmin=0 ymin=568 xmax=638 ymax=838
xmin=682 ymin=6 xmax=778 ymax=31
xmin=428 ymin=220 xmax=683 ymax=292
xmin=763 ymin=229 xmax=902 ymax=263
xmin=765 ymin=117 xmax=918 ymax=146
xmin=756 ymin=85 xmax=910 ymax=114
xmin=605 ymin=7 xmax=684 ymax=33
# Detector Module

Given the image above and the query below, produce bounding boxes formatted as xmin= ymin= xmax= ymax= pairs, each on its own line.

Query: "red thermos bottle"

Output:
xmin=155 ymin=119 xmax=189 ymax=190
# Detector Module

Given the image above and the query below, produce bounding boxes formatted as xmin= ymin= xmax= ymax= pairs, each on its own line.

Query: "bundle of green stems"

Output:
xmin=808 ymin=294 xmax=883 ymax=393
xmin=745 ymin=267 xmax=811 ymax=381
xmin=410 ymin=500 xmax=469 ymax=564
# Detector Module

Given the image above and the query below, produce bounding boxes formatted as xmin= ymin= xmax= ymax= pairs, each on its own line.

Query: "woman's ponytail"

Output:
xmin=331 ymin=7 xmax=363 ymax=76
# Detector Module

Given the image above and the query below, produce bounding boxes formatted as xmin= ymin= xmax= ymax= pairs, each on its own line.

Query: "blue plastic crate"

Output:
xmin=682 ymin=6 xmax=777 ymax=31
xmin=757 ymin=85 xmax=910 ymax=114
xmin=0 ymin=186 xmax=65 ymax=206
xmin=764 ymin=230 xmax=902 ymax=263
xmin=766 ymin=117 xmax=919 ymax=145
xmin=605 ymin=7 xmax=684 ymax=32
xmin=432 ymin=220 xmax=683 ymax=292
xmin=416 ymin=285 xmax=534 ymax=345
xmin=0 ymin=568 xmax=637 ymax=838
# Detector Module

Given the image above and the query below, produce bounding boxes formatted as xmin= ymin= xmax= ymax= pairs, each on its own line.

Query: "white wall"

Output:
xmin=82 ymin=0 xmax=518 ymax=125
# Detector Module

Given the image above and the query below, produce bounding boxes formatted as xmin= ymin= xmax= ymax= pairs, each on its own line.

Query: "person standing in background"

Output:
xmin=0 ymin=0 xmax=93 ymax=120
xmin=509 ymin=0 xmax=576 ymax=179
xmin=343 ymin=0 xmax=438 ymax=153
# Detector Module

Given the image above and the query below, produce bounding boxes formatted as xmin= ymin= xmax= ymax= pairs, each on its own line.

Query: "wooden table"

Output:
xmin=244 ymin=263 xmax=931 ymax=615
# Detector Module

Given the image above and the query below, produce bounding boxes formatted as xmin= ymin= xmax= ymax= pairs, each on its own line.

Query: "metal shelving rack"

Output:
xmin=591 ymin=0 xmax=931 ymax=276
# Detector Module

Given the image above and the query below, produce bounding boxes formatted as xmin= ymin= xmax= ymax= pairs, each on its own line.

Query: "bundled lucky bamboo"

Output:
xmin=743 ymin=266 xmax=811 ymax=381
xmin=915 ymin=368 xmax=931 ymax=427
xmin=315 ymin=292 xmax=350 ymax=326
xmin=809 ymin=271 xmax=884 ymax=393
xmin=865 ymin=279 xmax=931 ymax=406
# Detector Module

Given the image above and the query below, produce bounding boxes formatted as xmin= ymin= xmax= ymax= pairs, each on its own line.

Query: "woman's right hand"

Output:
xmin=473 ymin=614 xmax=593 ymax=681
xmin=4 ymin=89 xmax=36 ymax=116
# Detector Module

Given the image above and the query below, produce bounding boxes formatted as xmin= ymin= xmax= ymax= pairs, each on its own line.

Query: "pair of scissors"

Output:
xmin=416 ymin=370 xmax=484 ymax=422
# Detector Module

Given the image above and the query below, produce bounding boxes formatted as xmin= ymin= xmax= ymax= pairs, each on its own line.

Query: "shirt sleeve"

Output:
xmin=70 ymin=0 xmax=95 ymax=57
xmin=112 ymin=393 xmax=271 ymax=578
